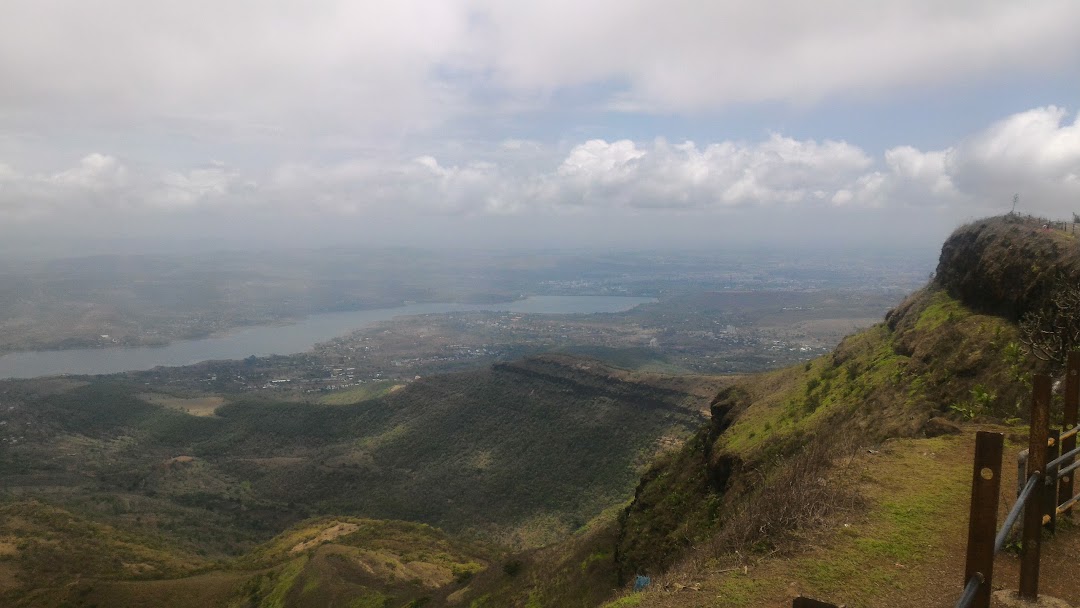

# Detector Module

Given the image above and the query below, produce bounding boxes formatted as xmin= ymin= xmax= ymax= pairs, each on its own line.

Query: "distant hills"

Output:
xmin=0 ymin=354 xmax=722 ymax=606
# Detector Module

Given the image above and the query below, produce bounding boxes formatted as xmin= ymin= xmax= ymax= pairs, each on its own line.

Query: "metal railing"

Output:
xmin=955 ymin=351 xmax=1080 ymax=608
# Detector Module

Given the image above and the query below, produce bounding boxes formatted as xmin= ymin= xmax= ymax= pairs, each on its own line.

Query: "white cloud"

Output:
xmin=263 ymin=155 xmax=513 ymax=215
xmin=499 ymin=139 xmax=543 ymax=152
xmin=0 ymin=153 xmax=132 ymax=219
xmin=851 ymin=106 xmax=1080 ymax=213
xmin=3 ymin=107 xmax=1080 ymax=234
xmin=149 ymin=164 xmax=250 ymax=209
xmin=470 ymin=0 xmax=1080 ymax=110
xmin=855 ymin=147 xmax=962 ymax=207
xmin=557 ymin=140 xmax=646 ymax=177
xmin=947 ymin=106 xmax=1080 ymax=208
xmin=0 ymin=135 xmax=879 ymax=220
xmin=538 ymin=135 xmax=873 ymax=210
xmin=0 ymin=155 xmax=252 ymax=218
xmin=51 ymin=153 xmax=129 ymax=192
xmin=0 ymin=0 xmax=1077 ymax=145
xmin=0 ymin=0 xmax=470 ymax=139
xmin=413 ymin=156 xmax=514 ymax=213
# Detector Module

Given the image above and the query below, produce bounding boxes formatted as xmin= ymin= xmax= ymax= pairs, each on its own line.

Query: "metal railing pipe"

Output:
xmin=955 ymin=573 xmax=984 ymax=608
xmin=1046 ymin=443 xmax=1080 ymax=471
xmin=996 ymin=473 xmax=1041 ymax=553
xmin=1059 ymin=458 xmax=1080 ymax=479
xmin=1018 ymin=452 xmax=1028 ymax=497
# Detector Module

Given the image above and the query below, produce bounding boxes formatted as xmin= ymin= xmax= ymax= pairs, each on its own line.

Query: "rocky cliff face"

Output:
xmin=935 ymin=215 xmax=1080 ymax=320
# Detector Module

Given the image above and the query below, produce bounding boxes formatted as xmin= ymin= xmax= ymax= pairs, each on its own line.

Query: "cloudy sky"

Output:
xmin=1 ymin=0 xmax=1079 ymax=255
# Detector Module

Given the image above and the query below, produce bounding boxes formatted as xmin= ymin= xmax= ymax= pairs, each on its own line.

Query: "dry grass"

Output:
xmin=649 ymin=430 xmax=862 ymax=596
xmin=289 ymin=521 xmax=360 ymax=554
xmin=317 ymin=381 xmax=404 ymax=405
xmin=710 ymin=433 xmax=861 ymax=557
xmin=0 ymin=563 xmax=22 ymax=594
xmin=78 ymin=571 xmax=253 ymax=608
xmin=139 ymin=393 xmax=225 ymax=416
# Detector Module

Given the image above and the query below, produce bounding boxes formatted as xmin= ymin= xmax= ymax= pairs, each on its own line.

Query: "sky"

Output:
xmin=1 ymin=0 xmax=1079 ymax=255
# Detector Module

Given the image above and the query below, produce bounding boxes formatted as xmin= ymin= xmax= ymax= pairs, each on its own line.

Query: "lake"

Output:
xmin=0 ymin=295 xmax=655 ymax=379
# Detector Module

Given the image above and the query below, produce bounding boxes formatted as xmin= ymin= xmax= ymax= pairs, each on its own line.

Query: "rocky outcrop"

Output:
xmin=935 ymin=215 xmax=1080 ymax=320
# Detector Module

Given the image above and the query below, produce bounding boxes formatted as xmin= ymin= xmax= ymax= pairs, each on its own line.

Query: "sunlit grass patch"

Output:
xmin=140 ymin=393 xmax=226 ymax=416
xmin=317 ymin=381 xmax=404 ymax=405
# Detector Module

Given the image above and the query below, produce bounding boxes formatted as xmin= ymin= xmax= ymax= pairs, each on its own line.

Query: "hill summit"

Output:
xmin=936 ymin=215 xmax=1080 ymax=321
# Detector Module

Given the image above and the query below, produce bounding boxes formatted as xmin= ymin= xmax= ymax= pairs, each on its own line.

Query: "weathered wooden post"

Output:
xmin=963 ymin=431 xmax=1004 ymax=608
xmin=1059 ymin=352 xmax=1080 ymax=514
xmin=1020 ymin=374 xmax=1052 ymax=600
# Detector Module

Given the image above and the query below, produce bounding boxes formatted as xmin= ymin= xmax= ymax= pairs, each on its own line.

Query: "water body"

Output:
xmin=0 ymin=295 xmax=655 ymax=379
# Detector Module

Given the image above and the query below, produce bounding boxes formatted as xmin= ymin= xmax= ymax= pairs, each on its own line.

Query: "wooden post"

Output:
xmin=793 ymin=597 xmax=838 ymax=608
xmin=964 ymin=431 xmax=1004 ymax=608
xmin=1045 ymin=428 xmax=1060 ymax=533
xmin=1020 ymin=374 xmax=1052 ymax=600
xmin=1059 ymin=352 xmax=1080 ymax=514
